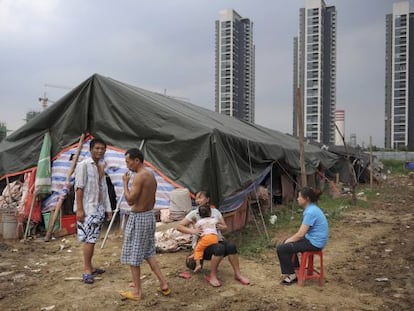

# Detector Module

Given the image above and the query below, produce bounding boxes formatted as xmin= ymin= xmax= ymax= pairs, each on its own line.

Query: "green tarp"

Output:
xmin=0 ymin=74 xmax=342 ymax=205
xmin=34 ymin=131 xmax=52 ymax=195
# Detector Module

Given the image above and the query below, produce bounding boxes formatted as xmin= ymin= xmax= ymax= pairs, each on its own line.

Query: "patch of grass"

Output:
xmin=382 ymin=159 xmax=409 ymax=175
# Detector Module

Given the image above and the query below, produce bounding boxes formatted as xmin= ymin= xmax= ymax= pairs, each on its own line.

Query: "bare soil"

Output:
xmin=0 ymin=175 xmax=413 ymax=311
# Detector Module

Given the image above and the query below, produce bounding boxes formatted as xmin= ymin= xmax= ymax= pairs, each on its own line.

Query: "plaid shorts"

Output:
xmin=77 ymin=204 xmax=105 ymax=244
xmin=121 ymin=210 xmax=156 ymax=266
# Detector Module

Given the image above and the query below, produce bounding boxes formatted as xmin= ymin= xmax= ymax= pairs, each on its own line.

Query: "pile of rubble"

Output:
xmin=0 ymin=181 xmax=22 ymax=209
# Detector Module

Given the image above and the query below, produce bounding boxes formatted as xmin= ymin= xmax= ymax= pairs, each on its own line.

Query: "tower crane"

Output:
xmin=39 ymin=83 xmax=72 ymax=109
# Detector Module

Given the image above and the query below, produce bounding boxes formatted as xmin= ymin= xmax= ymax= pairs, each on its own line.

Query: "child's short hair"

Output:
xmin=198 ymin=205 xmax=211 ymax=218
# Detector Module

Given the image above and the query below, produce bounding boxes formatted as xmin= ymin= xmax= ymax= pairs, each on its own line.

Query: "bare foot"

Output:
xmin=193 ymin=265 xmax=202 ymax=273
xmin=235 ymin=274 xmax=250 ymax=285
xmin=205 ymin=274 xmax=222 ymax=287
xmin=129 ymin=282 xmax=136 ymax=288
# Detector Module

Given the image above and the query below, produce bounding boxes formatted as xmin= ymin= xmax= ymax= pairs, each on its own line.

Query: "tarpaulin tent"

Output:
xmin=0 ymin=74 xmax=343 ymax=212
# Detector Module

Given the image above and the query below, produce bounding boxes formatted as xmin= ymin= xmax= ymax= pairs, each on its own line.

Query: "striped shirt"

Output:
xmin=73 ymin=158 xmax=111 ymax=215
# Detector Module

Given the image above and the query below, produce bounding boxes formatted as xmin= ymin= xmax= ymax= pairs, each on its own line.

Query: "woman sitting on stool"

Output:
xmin=276 ymin=187 xmax=329 ymax=285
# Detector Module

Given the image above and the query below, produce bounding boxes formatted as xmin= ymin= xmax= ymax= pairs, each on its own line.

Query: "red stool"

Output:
xmin=293 ymin=251 xmax=324 ymax=286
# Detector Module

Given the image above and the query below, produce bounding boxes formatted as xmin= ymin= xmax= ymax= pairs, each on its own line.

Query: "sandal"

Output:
xmin=120 ymin=290 xmax=141 ymax=301
xmin=281 ymin=275 xmax=297 ymax=286
xmin=82 ymin=273 xmax=94 ymax=284
xmin=157 ymin=287 xmax=171 ymax=296
xmin=92 ymin=268 xmax=105 ymax=275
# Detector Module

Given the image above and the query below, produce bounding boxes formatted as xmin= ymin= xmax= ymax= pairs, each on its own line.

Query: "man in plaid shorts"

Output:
xmin=119 ymin=148 xmax=169 ymax=301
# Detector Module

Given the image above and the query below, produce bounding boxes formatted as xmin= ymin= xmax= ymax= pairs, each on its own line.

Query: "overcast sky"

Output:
xmin=1 ymin=0 xmax=412 ymax=147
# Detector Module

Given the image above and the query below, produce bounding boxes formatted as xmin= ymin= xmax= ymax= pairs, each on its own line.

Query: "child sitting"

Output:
xmin=193 ymin=205 xmax=219 ymax=273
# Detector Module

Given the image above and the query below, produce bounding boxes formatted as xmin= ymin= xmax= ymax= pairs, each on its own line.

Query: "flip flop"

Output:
xmin=178 ymin=271 xmax=192 ymax=279
xmin=204 ymin=275 xmax=222 ymax=287
xmin=281 ymin=276 xmax=297 ymax=286
xmin=157 ymin=287 xmax=171 ymax=296
xmin=120 ymin=290 xmax=141 ymax=301
xmin=82 ymin=273 xmax=94 ymax=284
xmin=92 ymin=268 xmax=105 ymax=275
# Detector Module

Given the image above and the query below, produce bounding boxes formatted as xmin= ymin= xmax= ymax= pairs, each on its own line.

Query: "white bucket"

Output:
xmin=2 ymin=213 xmax=17 ymax=239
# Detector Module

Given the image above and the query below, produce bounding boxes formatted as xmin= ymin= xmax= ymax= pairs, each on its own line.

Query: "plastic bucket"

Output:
xmin=405 ymin=161 xmax=414 ymax=170
xmin=2 ymin=213 xmax=17 ymax=239
xmin=61 ymin=215 xmax=77 ymax=235
xmin=42 ymin=212 xmax=60 ymax=231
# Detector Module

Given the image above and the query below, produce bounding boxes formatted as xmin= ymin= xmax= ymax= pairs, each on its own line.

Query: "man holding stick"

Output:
xmin=74 ymin=138 xmax=112 ymax=284
xmin=119 ymin=148 xmax=169 ymax=301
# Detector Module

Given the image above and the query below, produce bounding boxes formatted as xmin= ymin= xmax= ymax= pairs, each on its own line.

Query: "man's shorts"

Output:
xmin=77 ymin=205 xmax=105 ymax=244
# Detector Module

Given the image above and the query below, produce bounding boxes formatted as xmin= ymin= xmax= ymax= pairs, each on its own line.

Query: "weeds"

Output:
xmin=382 ymin=159 xmax=409 ymax=175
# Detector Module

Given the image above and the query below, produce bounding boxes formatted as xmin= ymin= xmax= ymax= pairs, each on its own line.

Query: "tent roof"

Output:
xmin=0 ymin=74 xmax=341 ymax=204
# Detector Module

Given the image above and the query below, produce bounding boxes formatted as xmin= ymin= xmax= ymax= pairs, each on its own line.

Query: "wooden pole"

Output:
xmin=100 ymin=190 xmax=124 ymax=249
xmin=44 ymin=133 xmax=85 ymax=242
xmin=296 ymin=87 xmax=307 ymax=187
xmin=369 ymin=136 xmax=373 ymax=189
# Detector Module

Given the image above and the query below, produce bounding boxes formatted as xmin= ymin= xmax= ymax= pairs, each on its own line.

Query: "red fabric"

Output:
xmin=23 ymin=169 xmax=41 ymax=224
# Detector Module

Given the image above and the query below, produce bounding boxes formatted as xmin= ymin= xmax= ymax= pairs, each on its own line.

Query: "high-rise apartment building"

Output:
xmin=385 ymin=1 xmax=414 ymax=150
xmin=293 ymin=0 xmax=337 ymax=144
xmin=215 ymin=9 xmax=255 ymax=123
xmin=334 ymin=109 xmax=345 ymax=146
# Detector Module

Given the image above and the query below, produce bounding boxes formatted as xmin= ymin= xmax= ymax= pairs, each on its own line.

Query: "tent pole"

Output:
xmin=101 ymin=190 xmax=124 ymax=249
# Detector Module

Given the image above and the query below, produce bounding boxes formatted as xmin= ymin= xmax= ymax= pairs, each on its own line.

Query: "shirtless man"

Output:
xmin=119 ymin=148 xmax=169 ymax=301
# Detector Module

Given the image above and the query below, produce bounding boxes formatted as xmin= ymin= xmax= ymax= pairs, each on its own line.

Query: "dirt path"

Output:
xmin=0 ymin=175 xmax=413 ymax=311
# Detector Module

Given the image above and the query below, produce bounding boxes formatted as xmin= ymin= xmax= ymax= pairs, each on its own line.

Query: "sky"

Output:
xmin=0 ymin=0 xmax=412 ymax=148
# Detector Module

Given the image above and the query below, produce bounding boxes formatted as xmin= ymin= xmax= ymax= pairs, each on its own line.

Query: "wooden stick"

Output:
xmin=64 ymin=276 xmax=103 ymax=281
xmin=101 ymin=190 xmax=124 ymax=249
xmin=45 ymin=133 xmax=85 ymax=242
xmin=296 ymin=87 xmax=307 ymax=187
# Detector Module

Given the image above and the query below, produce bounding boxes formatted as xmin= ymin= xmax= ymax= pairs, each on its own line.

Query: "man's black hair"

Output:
xmin=125 ymin=148 xmax=144 ymax=163
xmin=90 ymin=138 xmax=107 ymax=150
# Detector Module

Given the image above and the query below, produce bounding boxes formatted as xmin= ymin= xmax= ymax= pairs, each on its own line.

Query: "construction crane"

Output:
xmin=39 ymin=83 xmax=72 ymax=109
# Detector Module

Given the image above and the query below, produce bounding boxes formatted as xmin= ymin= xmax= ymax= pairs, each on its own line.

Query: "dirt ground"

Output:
xmin=0 ymin=174 xmax=413 ymax=311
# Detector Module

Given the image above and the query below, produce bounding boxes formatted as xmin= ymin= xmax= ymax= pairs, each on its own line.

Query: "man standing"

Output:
xmin=120 ymin=148 xmax=169 ymax=301
xmin=74 ymin=138 xmax=112 ymax=284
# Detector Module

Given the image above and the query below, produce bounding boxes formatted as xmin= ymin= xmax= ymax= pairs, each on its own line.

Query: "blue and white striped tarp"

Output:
xmin=50 ymin=141 xmax=177 ymax=213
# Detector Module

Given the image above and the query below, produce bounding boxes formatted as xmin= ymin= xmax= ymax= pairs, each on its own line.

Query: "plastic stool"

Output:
xmin=293 ymin=251 xmax=324 ymax=286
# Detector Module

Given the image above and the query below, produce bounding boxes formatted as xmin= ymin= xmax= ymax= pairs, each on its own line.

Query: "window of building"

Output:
xmin=394 ymin=89 xmax=406 ymax=97
xmin=394 ymin=124 xmax=406 ymax=132
xmin=394 ymin=72 xmax=406 ymax=80
xmin=394 ymin=80 xmax=406 ymax=89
